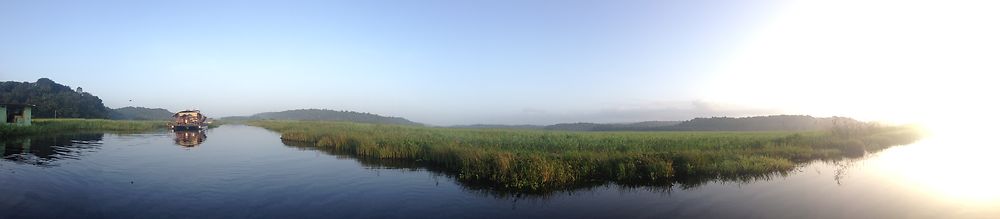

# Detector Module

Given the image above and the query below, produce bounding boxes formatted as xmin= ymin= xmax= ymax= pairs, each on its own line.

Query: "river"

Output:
xmin=1 ymin=125 xmax=996 ymax=218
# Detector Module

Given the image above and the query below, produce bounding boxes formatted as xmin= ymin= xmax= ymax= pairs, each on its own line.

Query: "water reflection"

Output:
xmin=1 ymin=133 xmax=103 ymax=167
xmin=173 ymin=130 xmax=207 ymax=147
xmin=869 ymin=132 xmax=1000 ymax=203
xmin=2 ymin=125 xmax=995 ymax=218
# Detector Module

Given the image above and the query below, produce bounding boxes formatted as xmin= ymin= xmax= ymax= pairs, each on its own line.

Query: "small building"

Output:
xmin=1 ymin=103 xmax=34 ymax=126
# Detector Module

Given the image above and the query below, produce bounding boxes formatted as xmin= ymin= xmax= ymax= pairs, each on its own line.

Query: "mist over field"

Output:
xmin=3 ymin=1 xmax=999 ymax=218
xmin=6 ymin=1 xmax=994 ymax=126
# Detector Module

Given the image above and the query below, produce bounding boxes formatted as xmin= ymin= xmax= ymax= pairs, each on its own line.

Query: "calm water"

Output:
xmin=1 ymin=125 xmax=997 ymax=218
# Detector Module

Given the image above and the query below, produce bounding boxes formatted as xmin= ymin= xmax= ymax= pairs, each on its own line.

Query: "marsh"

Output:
xmin=1 ymin=125 xmax=994 ymax=218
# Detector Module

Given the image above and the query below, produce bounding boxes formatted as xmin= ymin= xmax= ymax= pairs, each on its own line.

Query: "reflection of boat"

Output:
xmin=173 ymin=130 xmax=207 ymax=147
xmin=171 ymin=110 xmax=207 ymax=131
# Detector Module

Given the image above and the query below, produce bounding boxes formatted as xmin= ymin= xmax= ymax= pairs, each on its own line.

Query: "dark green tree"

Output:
xmin=0 ymin=78 xmax=111 ymax=118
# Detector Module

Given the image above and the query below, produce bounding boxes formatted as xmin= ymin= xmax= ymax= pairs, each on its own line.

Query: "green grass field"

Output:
xmin=0 ymin=118 xmax=168 ymax=137
xmin=249 ymin=120 xmax=923 ymax=193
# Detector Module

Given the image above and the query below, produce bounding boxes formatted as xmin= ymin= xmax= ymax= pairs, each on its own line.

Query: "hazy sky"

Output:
xmin=2 ymin=0 xmax=997 ymax=126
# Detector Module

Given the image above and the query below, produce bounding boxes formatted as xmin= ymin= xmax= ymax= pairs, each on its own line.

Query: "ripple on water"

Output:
xmin=0 ymin=125 xmax=997 ymax=218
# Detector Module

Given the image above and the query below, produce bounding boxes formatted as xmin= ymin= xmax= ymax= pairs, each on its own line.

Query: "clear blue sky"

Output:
xmin=5 ymin=0 xmax=992 ymax=125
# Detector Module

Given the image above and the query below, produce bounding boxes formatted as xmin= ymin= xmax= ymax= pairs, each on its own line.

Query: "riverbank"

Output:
xmin=249 ymin=120 xmax=924 ymax=193
xmin=0 ymin=119 xmax=169 ymax=138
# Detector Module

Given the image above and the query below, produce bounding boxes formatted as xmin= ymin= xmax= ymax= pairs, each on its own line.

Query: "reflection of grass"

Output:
xmin=0 ymin=119 xmax=168 ymax=137
xmin=251 ymin=120 xmax=923 ymax=193
xmin=1 ymin=133 xmax=105 ymax=167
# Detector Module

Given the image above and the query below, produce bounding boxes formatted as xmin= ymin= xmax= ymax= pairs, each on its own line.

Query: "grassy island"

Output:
xmin=249 ymin=120 xmax=923 ymax=193
xmin=0 ymin=119 xmax=169 ymax=138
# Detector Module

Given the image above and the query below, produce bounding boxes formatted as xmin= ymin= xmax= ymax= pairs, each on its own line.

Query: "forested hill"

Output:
xmin=665 ymin=115 xmax=860 ymax=131
xmin=544 ymin=121 xmax=683 ymax=131
xmin=453 ymin=116 xmax=862 ymax=132
xmin=110 ymin=107 xmax=174 ymax=120
xmin=223 ymin=109 xmax=421 ymax=125
xmin=448 ymin=124 xmax=545 ymax=129
xmin=0 ymin=78 xmax=109 ymax=118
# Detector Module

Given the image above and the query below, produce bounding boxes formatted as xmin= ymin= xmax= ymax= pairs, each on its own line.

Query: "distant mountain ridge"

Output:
xmin=451 ymin=115 xmax=862 ymax=132
xmin=2 ymin=78 xmax=864 ymax=130
xmin=666 ymin=115 xmax=857 ymax=131
xmin=110 ymin=107 xmax=174 ymax=120
xmin=544 ymin=121 xmax=684 ymax=131
xmin=221 ymin=109 xmax=421 ymax=125
xmin=447 ymin=121 xmax=684 ymax=131
xmin=448 ymin=124 xmax=545 ymax=129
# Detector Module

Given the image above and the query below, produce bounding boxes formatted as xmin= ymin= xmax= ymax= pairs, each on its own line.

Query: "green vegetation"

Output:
xmin=249 ymin=120 xmax=923 ymax=193
xmin=1 ymin=78 xmax=179 ymax=120
xmin=1 ymin=78 xmax=110 ymax=118
xmin=0 ymin=119 xmax=168 ymax=137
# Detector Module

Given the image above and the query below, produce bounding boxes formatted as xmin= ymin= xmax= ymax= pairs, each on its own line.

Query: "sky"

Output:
xmin=1 ymin=0 xmax=997 ymax=126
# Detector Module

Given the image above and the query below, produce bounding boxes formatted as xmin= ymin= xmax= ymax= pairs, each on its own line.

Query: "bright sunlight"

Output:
xmin=703 ymin=0 xmax=1000 ymax=205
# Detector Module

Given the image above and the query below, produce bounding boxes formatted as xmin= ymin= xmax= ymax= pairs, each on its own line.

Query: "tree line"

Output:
xmin=1 ymin=78 xmax=110 ymax=118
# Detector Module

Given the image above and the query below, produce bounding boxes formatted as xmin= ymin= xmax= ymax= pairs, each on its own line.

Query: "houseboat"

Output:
xmin=171 ymin=110 xmax=207 ymax=131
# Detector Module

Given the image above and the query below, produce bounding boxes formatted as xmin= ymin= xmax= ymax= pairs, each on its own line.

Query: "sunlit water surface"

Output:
xmin=1 ymin=125 xmax=996 ymax=218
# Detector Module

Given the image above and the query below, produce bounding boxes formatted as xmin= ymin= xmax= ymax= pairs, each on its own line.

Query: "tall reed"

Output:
xmin=0 ymin=118 xmax=168 ymax=137
xmin=249 ymin=120 xmax=923 ymax=192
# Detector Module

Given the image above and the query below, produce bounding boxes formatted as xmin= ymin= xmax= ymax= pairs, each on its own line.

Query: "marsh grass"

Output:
xmin=0 ymin=119 xmax=168 ymax=137
xmin=250 ymin=120 xmax=923 ymax=193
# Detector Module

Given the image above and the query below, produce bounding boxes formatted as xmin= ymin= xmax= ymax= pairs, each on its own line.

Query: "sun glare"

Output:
xmin=873 ymin=127 xmax=1000 ymax=204
xmin=698 ymin=0 xmax=1000 ymax=205
xmin=700 ymin=0 xmax=999 ymax=125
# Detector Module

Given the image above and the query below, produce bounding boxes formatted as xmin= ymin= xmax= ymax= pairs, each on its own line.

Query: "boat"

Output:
xmin=171 ymin=110 xmax=208 ymax=131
